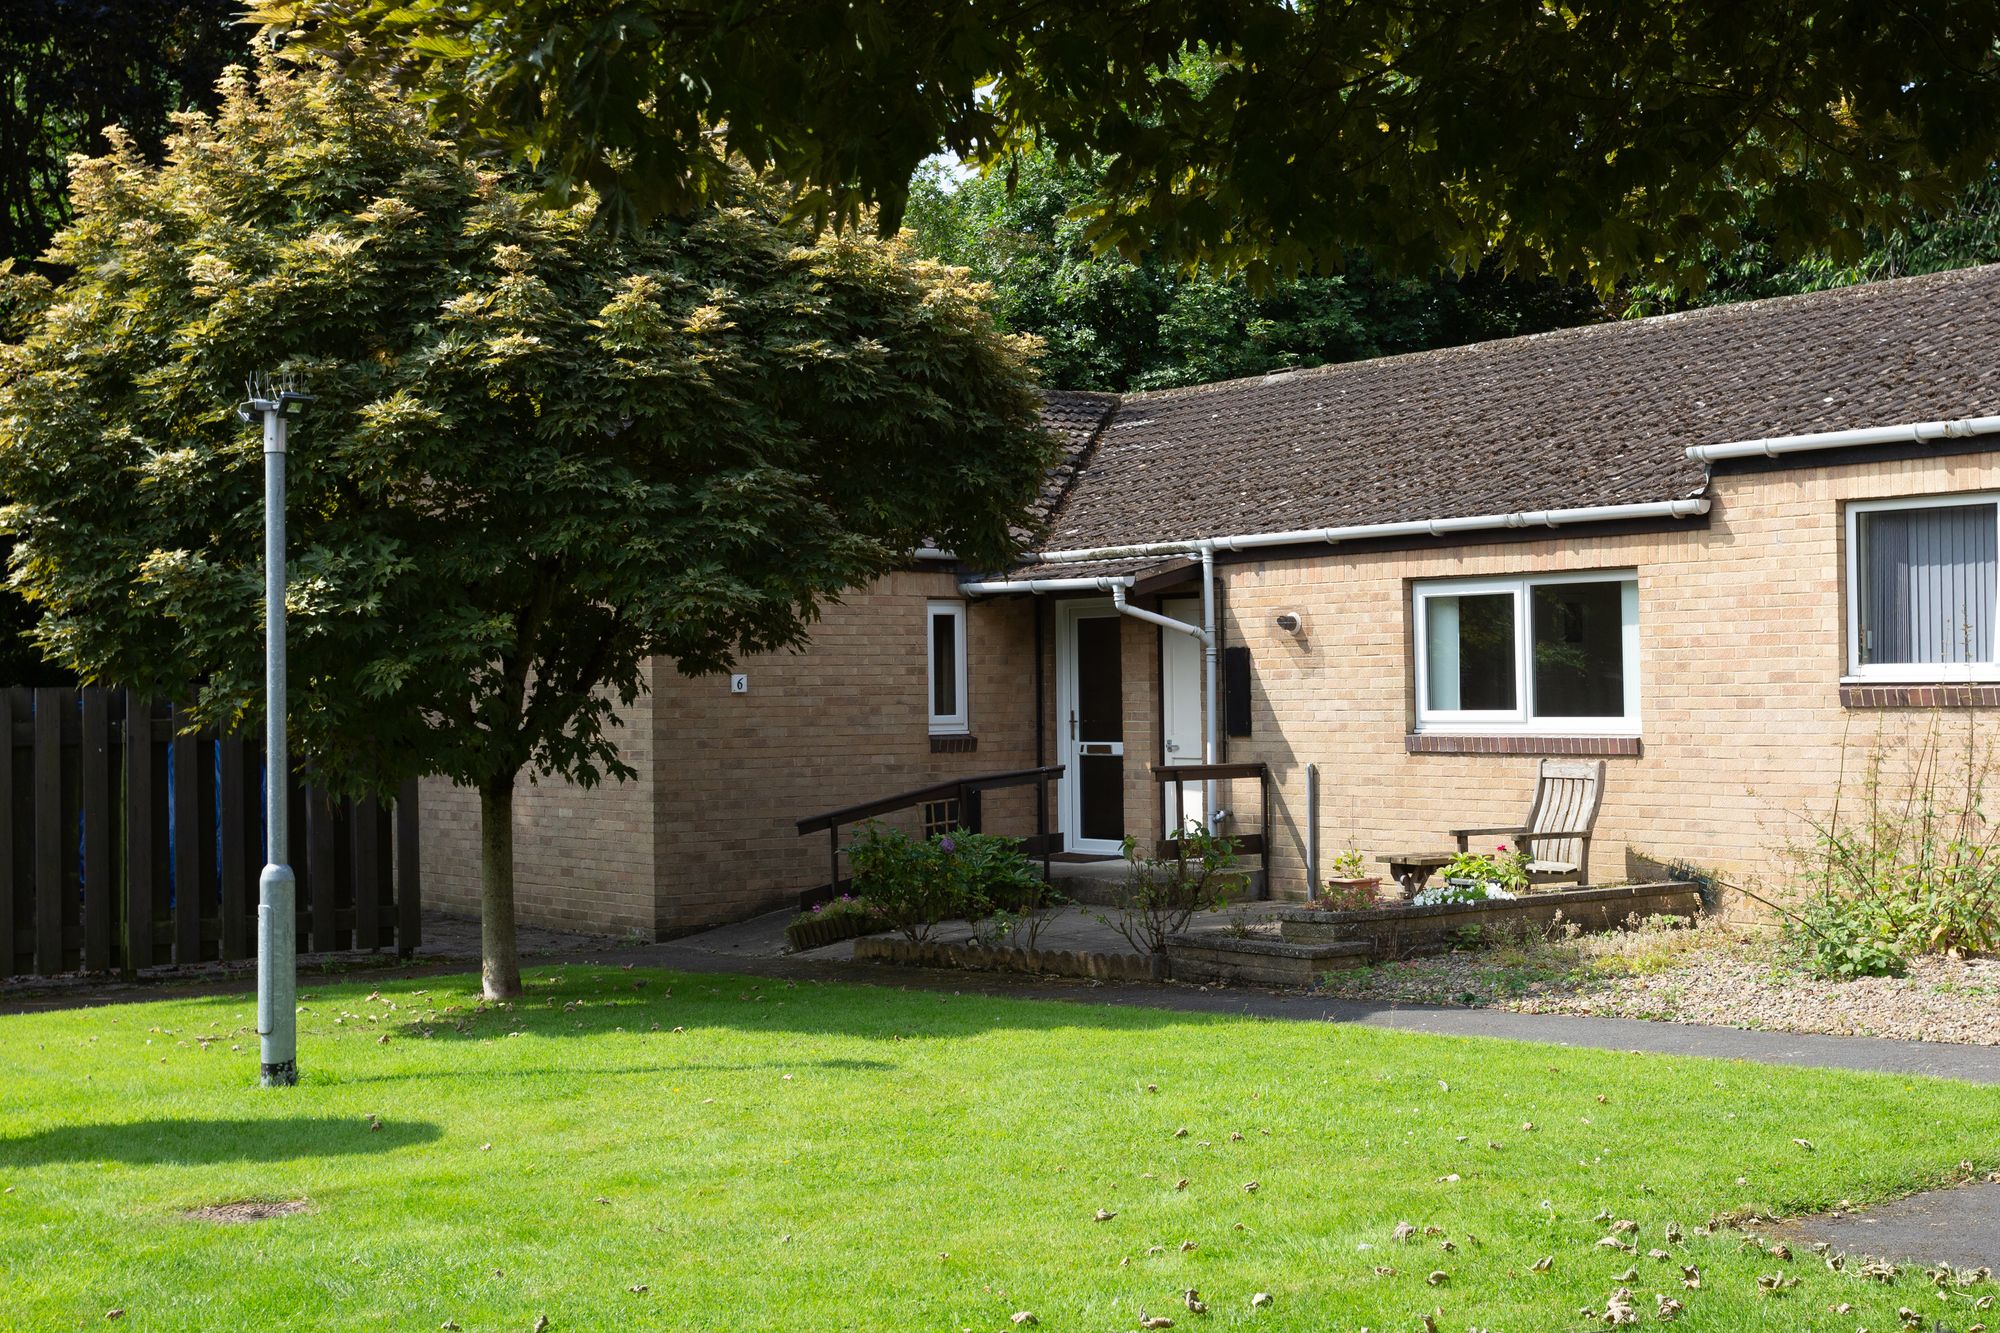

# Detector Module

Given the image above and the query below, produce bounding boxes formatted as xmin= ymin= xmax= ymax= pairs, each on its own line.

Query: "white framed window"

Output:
xmin=1413 ymin=571 xmax=1640 ymax=735
xmin=1846 ymin=493 xmax=2000 ymax=682
xmin=926 ymin=600 xmax=969 ymax=733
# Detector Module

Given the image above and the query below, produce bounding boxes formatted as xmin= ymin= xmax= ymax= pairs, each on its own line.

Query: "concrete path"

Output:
xmin=1773 ymin=1182 xmax=2000 ymax=1272
xmin=656 ymin=906 xmax=2000 ymax=1084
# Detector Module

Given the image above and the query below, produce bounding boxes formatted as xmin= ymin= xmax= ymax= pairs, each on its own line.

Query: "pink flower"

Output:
xmin=1495 ymin=843 xmax=1509 ymax=852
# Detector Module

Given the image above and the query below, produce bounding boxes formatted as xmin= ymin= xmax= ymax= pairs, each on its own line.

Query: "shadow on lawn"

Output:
xmin=365 ymin=966 xmax=1228 ymax=1044
xmin=0 ymin=1116 xmax=442 ymax=1167
xmin=331 ymin=1056 xmax=897 ymax=1086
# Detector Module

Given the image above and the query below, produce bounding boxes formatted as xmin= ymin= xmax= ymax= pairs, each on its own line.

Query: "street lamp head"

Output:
xmin=239 ymin=372 xmax=312 ymax=420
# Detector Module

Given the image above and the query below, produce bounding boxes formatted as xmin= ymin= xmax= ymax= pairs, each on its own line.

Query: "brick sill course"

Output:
xmin=1406 ymin=733 xmax=1641 ymax=757
xmin=929 ymin=733 xmax=978 ymax=754
xmin=1840 ymin=683 xmax=2000 ymax=709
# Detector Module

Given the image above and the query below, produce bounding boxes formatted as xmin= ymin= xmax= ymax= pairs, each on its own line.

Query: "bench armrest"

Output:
xmin=1451 ymin=824 xmax=1527 ymax=852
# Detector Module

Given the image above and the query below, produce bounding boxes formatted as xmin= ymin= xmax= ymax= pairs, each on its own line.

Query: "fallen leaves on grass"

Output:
xmin=1094 ymin=1209 xmax=1117 ymax=1223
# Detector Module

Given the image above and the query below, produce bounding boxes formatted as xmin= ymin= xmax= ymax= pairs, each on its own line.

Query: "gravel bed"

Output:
xmin=1315 ymin=930 xmax=2000 ymax=1046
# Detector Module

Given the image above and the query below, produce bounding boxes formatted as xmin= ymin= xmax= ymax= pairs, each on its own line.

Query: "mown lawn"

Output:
xmin=2 ymin=966 xmax=1996 ymax=1331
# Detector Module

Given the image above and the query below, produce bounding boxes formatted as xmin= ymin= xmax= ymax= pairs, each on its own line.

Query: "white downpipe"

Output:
xmin=1684 ymin=414 xmax=2000 ymax=463
xmin=1199 ymin=545 xmax=1219 ymax=828
xmin=1110 ymin=583 xmax=1205 ymax=639
xmin=1020 ymin=497 xmax=1712 ymax=565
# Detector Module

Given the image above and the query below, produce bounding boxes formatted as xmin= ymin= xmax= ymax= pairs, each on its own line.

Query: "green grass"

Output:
xmin=3 ymin=967 xmax=1997 ymax=1330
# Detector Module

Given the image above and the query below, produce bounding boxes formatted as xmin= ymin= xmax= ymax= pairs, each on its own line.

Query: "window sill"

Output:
xmin=930 ymin=733 xmax=978 ymax=754
xmin=1839 ymin=683 xmax=2000 ymax=709
xmin=1406 ymin=734 xmax=1643 ymax=757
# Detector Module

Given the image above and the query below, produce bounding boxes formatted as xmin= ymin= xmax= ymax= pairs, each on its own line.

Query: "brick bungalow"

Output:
xmin=421 ymin=264 xmax=2000 ymax=936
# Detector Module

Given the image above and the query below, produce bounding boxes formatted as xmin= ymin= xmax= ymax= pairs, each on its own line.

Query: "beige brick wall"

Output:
xmin=1217 ymin=452 xmax=2000 ymax=905
xmin=648 ymin=570 xmax=1042 ymax=933
xmin=419 ymin=451 xmax=2000 ymax=935
xmin=420 ymin=678 xmax=658 ymax=936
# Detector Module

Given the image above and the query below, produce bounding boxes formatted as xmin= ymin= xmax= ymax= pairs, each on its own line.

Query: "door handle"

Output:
xmin=1069 ymin=709 xmax=1077 ymax=740
xmin=1165 ymin=739 xmax=1180 ymax=753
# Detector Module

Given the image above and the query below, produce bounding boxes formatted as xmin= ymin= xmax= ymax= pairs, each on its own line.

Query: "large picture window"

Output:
xmin=1414 ymin=573 xmax=1640 ymax=733
xmin=926 ymin=601 xmax=969 ymax=733
xmin=1847 ymin=496 xmax=2000 ymax=680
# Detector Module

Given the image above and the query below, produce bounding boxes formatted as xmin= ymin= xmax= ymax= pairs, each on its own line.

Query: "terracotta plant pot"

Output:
xmin=1317 ymin=876 xmax=1383 ymax=909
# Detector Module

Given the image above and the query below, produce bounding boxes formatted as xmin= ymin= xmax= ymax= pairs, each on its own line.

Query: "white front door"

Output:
xmin=1057 ymin=600 xmax=1127 ymax=855
xmin=1159 ymin=596 xmax=1205 ymax=835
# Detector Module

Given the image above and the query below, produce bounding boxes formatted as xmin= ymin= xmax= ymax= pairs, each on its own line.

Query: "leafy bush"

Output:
xmin=1095 ymin=824 xmax=1240 ymax=954
xmin=1783 ymin=711 xmax=2000 ymax=978
xmin=846 ymin=823 xmax=982 ymax=942
xmin=943 ymin=832 xmax=1045 ymax=912
xmin=846 ymin=824 xmax=1060 ymax=944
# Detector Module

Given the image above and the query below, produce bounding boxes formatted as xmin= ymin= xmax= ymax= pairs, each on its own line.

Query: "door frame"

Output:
xmin=1158 ymin=595 xmax=1204 ymax=835
xmin=1055 ymin=598 xmax=1126 ymax=855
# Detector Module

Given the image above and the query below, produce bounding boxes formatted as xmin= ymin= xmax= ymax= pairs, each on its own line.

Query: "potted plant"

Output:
xmin=1318 ymin=847 xmax=1382 ymax=910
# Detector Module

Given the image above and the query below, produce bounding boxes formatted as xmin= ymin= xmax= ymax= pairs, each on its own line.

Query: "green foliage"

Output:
xmin=1784 ymin=713 xmax=2000 ymax=980
xmin=1325 ymin=847 xmax=1371 ymax=881
xmin=943 ymin=831 xmax=1046 ymax=915
xmin=1788 ymin=894 xmax=1908 ymax=981
xmin=0 ymin=54 xmax=1051 ymax=805
xmin=1099 ymin=824 xmax=1240 ymax=954
xmin=1624 ymin=171 xmax=2000 ymax=316
xmin=784 ymin=895 xmax=887 ymax=951
xmin=0 ymin=1 xmax=252 ymax=269
xmin=1440 ymin=848 xmax=1531 ymax=893
xmin=845 ymin=824 xmax=1056 ymax=944
xmin=902 ymin=151 xmax=1600 ymax=392
xmin=260 ymin=2 xmax=2000 ymax=291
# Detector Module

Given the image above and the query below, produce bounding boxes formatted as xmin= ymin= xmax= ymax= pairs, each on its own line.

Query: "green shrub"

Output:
xmin=1096 ymin=823 xmax=1240 ymax=955
xmin=1783 ymin=711 xmax=2000 ymax=978
xmin=846 ymin=822 xmax=979 ymax=942
xmin=942 ymin=832 xmax=1044 ymax=913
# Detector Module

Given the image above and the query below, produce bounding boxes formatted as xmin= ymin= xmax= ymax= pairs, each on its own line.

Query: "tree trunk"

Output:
xmin=479 ymin=774 xmax=522 ymax=1000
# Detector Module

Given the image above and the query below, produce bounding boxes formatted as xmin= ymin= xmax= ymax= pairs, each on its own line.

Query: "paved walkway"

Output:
xmin=656 ymin=906 xmax=2000 ymax=1084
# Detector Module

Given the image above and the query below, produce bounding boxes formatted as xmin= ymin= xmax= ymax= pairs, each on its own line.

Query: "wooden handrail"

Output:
xmin=1148 ymin=761 xmax=1267 ymax=782
xmin=795 ymin=765 xmax=1066 ymax=835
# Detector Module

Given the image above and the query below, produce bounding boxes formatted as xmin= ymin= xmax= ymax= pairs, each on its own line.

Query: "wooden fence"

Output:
xmin=1 ymin=687 xmax=420 ymax=979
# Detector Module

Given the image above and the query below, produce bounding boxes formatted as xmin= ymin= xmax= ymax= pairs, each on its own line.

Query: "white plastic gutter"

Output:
xmin=963 ymin=495 xmax=1713 ymax=840
xmin=1684 ymin=414 xmax=2000 ymax=463
xmin=1019 ymin=497 xmax=1712 ymax=565
xmin=956 ymin=575 xmax=1133 ymax=595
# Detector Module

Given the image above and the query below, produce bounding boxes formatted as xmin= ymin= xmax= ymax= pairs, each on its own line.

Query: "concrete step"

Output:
xmin=1164 ymin=930 xmax=1369 ymax=987
xmin=1049 ymin=858 xmax=1266 ymax=908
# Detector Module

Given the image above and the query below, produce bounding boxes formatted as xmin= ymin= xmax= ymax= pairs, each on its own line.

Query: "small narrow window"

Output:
xmin=1414 ymin=573 xmax=1639 ymax=734
xmin=927 ymin=601 xmax=969 ymax=734
xmin=1848 ymin=497 xmax=2000 ymax=678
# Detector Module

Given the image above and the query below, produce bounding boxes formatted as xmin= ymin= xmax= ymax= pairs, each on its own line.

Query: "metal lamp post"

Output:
xmin=239 ymin=376 xmax=311 ymax=1088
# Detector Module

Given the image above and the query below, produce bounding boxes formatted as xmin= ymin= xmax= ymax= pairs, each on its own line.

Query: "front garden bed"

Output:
xmin=1273 ymin=881 xmax=1703 ymax=956
xmin=1315 ymin=913 xmax=2000 ymax=1045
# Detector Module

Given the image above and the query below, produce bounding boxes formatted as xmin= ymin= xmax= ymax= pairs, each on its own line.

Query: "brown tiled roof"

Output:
xmin=1038 ymin=264 xmax=2000 ymax=552
xmin=1024 ymin=389 xmax=1118 ymax=536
